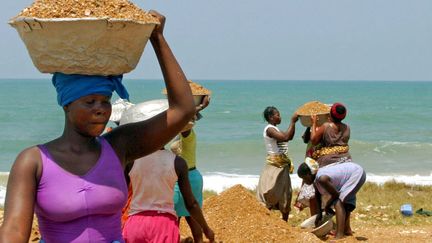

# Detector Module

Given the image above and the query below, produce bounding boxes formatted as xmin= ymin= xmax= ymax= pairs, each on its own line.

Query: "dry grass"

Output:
xmin=353 ymin=181 xmax=432 ymax=226
xmin=202 ymin=190 xmax=217 ymax=199
xmin=204 ymin=181 xmax=432 ymax=227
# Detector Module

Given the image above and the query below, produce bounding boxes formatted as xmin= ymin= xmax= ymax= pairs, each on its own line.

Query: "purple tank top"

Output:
xmin=36 ymin=137 xmax=127 ymax=243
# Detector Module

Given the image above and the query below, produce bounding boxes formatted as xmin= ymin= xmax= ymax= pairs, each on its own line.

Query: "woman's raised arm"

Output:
xmin=107 ymin=11 xmax=195 ymax=164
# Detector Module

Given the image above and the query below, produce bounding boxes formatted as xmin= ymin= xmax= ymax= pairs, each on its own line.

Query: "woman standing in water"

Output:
xmin=0 ymin=11 xmax=195 ymax=243
xmin=256 ymin=106 xmax=298 ymax=221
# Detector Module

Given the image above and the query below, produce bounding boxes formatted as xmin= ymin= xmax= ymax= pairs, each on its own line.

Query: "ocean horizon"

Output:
xmin=1 ymin=79 xmax=432 ymax=205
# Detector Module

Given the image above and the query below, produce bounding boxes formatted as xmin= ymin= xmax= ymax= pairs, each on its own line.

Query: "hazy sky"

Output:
xmin=1 ymin=0 xmax=431 ymax=81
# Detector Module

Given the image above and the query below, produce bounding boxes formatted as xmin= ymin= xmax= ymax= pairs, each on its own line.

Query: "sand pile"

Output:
xmin=14 ymin=0 xmax=158 ymax=23
xmin=29 ymin=219 xmax=40 ymax=242
xmin=162 ymin=80 xmax=212 ymax=96
xmin=187 ymin=81 xmax=212 ymax=96
xmin=180 ymin=185 xmax=319 ymax=242
xmin=296 ymin=101 xmax=331 ymax=127
xmin=296 ymin=101 xmax=330 ymax=115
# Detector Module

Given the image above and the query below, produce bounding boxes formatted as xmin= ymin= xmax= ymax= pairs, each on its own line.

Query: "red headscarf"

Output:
xmin=331 ymin=102 xmax=347 ymax=120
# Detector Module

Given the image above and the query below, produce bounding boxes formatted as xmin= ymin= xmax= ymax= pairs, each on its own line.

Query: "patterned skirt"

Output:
xmin=256 ymin=163 xmax=292 ymax=214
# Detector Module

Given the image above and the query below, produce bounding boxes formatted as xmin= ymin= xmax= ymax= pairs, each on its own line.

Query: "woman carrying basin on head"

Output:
xmin=0 ymin=11 xmax=196 ymax=243
xmin=301 ymin=103 xmax=366 ymax=239
xmin=310 ymin=103 xmax=352 ymax=167
xmin=172 ymin=95 xmax=210 ymax=243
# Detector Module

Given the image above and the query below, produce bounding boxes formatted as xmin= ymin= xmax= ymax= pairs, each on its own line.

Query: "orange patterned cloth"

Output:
xmin=266 ymin=154 xmax=294 ymax=173
xmin=121 ymin=184 xmax=133 ymax=229
xmin=312 ymin=145 xmax=349 ymax=160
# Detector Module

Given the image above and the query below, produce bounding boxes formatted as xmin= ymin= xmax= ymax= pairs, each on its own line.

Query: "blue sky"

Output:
xmin=1 ymin=0 xmax=431 ymax=81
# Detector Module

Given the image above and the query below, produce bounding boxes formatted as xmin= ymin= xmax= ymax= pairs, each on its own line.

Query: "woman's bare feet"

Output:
xmin=334 ymin=233 xmax=345 ymax=240
xmin=344 ymin=228 xmax=354 ymax=236
xmin=180 ymin=236 xmax=194 ymax=243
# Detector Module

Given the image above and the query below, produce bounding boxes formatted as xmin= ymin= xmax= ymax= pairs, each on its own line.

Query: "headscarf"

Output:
xmin=305 ymin=157 xmax=319 ymax=175
xmin=52 ymin=72 xmax=130 ymax=106
xmin=330 ymin=102 xmax=347 ymax=120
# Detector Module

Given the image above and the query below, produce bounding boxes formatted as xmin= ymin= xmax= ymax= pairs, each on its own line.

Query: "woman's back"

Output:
xmin=180 ymin=129 xmax=197 ymax=169
xmin=321 ymin=123 xmax=350 ymax=147
xmin=318 ymin=123 xmax=352 ymax=167
xmin=128 ymin=150 xmax=178 ymax=217
xmin=315 ymin=162 xmax=365 ymax=203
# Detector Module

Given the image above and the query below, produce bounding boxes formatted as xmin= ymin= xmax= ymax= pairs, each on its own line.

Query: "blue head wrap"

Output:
xmin=52 ymin=72 xmax=130 ymax=106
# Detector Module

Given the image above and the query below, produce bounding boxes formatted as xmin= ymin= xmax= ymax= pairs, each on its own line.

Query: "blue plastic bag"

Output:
xmin=400 ymin=204 xmax=413 ymax=216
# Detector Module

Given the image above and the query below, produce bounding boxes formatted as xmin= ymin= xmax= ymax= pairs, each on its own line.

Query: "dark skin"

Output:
xmin=300 ymin=172 xmax=351 ymax=239
xmin=266 ymin=110 xmax=298 ymax=143
xmin=294 ymin=128 xmax=318 ymax=216
xmin=0 ymin=11 xmax=195 ymax=243
xmin=310 ymin=114 xmax=345 ymax=146
xmin=181 ymin=95 xmax=210 ymax=138
xmin=122 ymin=149 xmax=215 ymax=242
xmin=309 ymin=110 xmax=352 ymax=238
xmin=265 ymin=109 xmax=298 ymax=221
xmin=179 ymin=95 xmax=210 ymax=243
xmin=174 ymin=153 xmax=214 ymax=242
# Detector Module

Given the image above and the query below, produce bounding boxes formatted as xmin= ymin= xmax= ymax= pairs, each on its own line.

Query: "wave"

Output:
xmin=366 ymin=173 xmax=432 ymax=186
xmin=202 ymin=172 xmax=260 ymax=194
xmin=201 ymin=171 xmax=432 ymax=194
xmin=350 ymin=139 xmax=432 ymax=149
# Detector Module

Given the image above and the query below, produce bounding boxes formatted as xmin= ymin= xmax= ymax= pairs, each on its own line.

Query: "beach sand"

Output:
xmin=1 ymin=184 xmax=431 ymax=243
xmin=178 ymin=185 xmax=432 ymax=242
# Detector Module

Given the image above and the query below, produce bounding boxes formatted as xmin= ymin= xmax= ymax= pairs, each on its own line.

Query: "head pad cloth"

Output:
xmin=305 ymin=157 xmax=319 ymax=175
xmin=52 ymin=72 xmax=129 ymax=106
xmin=330 ymin=102 xmax=347 ymax=120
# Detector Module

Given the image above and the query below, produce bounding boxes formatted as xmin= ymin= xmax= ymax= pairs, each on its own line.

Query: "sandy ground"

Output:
xmin=179 ymin=185 xmax=432 ymax=243
xmin=1 ymin=184 xmax=431 ymax=242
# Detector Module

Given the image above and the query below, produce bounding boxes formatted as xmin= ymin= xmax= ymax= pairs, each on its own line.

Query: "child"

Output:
xmin=297 ymin=158 xmax=366 ymax=239
xmin=119 ymin=99 xmax=214 ymax=242
xmin=294 ymin=127 xmax=320 ymax=215
xmin=122 ymin=148 xmax=214 ymax=243
xmin=302 ymin=127 xmax=321 ymax=158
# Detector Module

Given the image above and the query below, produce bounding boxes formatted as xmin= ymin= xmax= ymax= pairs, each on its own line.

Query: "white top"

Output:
xmin=263 ymin=124 xmax=289 ymax=155
xmin=129 ymin=150 xmax=178 ymax=217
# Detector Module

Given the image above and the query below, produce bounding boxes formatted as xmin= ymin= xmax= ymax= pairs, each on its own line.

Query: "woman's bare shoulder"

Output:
xmin=13 ymin=146 xmax=42 ymax=168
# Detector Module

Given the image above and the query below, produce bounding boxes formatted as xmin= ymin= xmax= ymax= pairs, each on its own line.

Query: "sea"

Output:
xmin=1 ymin=79 xmax=432 ymax=206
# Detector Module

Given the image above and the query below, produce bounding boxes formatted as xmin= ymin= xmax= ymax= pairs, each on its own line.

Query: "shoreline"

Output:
xmin=201 ymin=171 xmax=432 ymax=194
